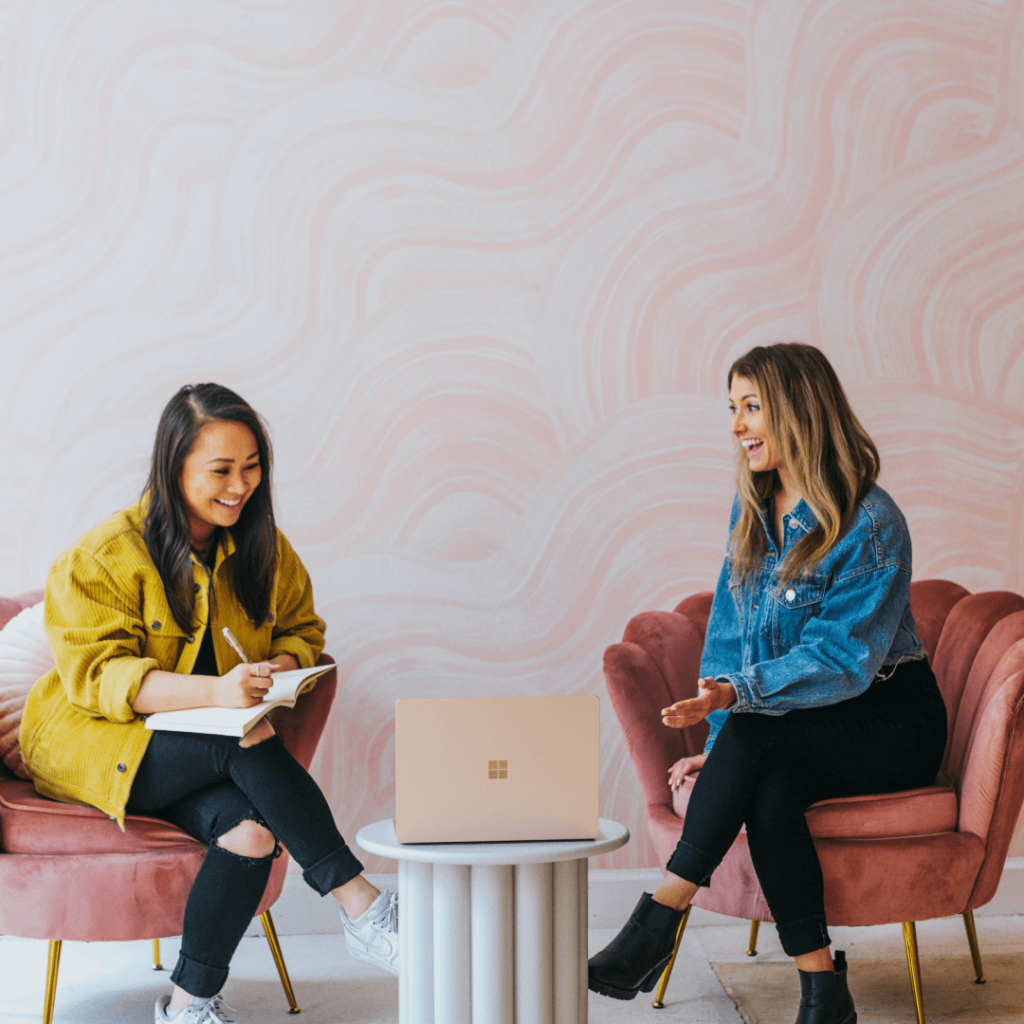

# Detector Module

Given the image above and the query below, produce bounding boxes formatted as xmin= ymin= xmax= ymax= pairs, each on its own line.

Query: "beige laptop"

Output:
xmin=395 ymin=695 xmax=600 ymax=844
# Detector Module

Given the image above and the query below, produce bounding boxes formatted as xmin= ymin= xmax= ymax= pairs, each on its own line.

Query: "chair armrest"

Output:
xmin=604 ymin=608 xmax=708 ymax=811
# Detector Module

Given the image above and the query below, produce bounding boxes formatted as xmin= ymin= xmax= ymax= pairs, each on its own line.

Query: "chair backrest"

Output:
xmin=904 ymin=584 xmax=1024 ymax=900
xmin=924 ymin=590 xmax=1024 ymax=764
xmin=0 ymin=592 xmax=45 ymax=630
xmin=603 ymin=607 xmax=708 ymax=814
xmin=930 ymin=600 xmax=1024 ymax=907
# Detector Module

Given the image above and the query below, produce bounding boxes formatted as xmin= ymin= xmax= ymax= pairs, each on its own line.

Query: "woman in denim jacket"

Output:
xmin=589 ymin=344 xmax=947 ymax=1024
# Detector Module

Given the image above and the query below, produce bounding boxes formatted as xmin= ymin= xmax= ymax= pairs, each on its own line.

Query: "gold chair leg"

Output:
xmin=652 ymin=905 xmax=691 ymax=1009
xmin=962 ymin=910 xmax=985 ymax=984
xmin=260 ymin=910 xmax=300 ymax=1014
xmin=902 ymin=921 xmax=926 ymax=1024
xmin=153 ymin=938 xmax=164 ymax=970
xmin=746 ymin=919 xmax=760 ymax=956
xmin=42 ymin=940 xmax=62 ymax=1024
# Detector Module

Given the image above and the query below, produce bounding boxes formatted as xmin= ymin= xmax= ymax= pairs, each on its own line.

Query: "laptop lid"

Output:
xmin=394 ymin=695 xmax=600 ymax=844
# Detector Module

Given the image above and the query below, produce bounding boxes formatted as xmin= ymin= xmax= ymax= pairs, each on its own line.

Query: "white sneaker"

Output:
xmin=340 ymin=888 xmax=399 ymax=975
xmin=155 ymin=992 xmax=239 ymax=1023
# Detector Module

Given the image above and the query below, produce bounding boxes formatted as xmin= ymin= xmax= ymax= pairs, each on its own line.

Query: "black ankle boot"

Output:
xmin=795 ymin=950 xmax=857 ymax=1024
xmin=588 ymin=893 xmax=684 ymax=1000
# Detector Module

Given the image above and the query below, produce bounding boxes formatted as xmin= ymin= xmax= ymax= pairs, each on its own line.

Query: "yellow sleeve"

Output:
xmin=44 ymin=546 xmax=160 ymax=723
xmin=269 ymin=531 xmax=326 ymax=668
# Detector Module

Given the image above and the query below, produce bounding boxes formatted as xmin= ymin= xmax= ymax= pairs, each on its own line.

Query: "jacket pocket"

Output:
xmin=761 ymin=576 xmax=828 ymax=656
xmin=138 ymin=583 xmax=193 ymax=669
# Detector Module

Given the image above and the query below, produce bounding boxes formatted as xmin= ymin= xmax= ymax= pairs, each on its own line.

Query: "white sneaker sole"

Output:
xmin=345 ymin=939 xmax=399 ymax=976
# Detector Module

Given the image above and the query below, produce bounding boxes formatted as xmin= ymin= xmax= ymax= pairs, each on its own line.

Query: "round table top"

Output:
xmin=356 ymin=818 xmax=629 ymax=866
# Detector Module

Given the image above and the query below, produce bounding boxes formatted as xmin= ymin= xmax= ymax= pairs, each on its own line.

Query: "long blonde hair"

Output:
xmin=729 ymin=343 xmax=880 ymax=582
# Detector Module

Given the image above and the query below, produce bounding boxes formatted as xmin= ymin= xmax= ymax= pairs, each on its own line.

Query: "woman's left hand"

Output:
xmin=661 ymin=677 xmax=736 ymax=728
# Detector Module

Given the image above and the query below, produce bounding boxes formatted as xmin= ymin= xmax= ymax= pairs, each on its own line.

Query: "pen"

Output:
xmin=222 ymin=627 xmax=252 ymax=664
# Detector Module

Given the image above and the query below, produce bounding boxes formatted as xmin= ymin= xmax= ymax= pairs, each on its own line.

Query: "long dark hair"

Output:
xmin=729 ymin=343 xmax=880 ymax=582
xmin=143 ymin=383 xmax=277 ymax=632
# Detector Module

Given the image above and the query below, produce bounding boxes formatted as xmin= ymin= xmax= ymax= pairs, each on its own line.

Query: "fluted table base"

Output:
xmin=399 ymin=857 xmax=587 ymax=1024
xmin=356 ymin=819 xmax=629 ymax=1024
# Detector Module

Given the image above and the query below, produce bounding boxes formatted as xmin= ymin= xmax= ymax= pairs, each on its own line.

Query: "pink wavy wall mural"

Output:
xmin=1 ymin=1 xmax=1022 ymax=870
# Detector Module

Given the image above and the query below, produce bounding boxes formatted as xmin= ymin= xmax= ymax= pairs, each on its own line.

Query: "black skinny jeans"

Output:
xmin=126 ymin=731 xmax=364 ymax=998
xmin=666 ymin=658 xmax=947 ymax=957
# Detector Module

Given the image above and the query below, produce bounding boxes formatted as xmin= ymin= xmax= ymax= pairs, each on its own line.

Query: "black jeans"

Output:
xmin=666 ymin=658 xmax=947 ymax=957
xmin=126 ymin=732 xmax=364 ymax=998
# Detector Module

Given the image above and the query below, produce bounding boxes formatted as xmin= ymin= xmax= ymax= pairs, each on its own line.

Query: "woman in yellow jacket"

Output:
xmin=21 ymin=384 xmax=398 ymax=1024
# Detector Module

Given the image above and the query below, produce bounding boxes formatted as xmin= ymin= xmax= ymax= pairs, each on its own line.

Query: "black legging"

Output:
xmin=127 ymin=732 xmax=364 ymax=998
xmin=666 ymin=658 xmax=947 ymax=956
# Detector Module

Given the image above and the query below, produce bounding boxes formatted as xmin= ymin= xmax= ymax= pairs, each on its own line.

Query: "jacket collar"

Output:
xmin=754 ymin=495 xmax=817 ymax=556
xmin=785 ymin=498 xmax=817 ymax=534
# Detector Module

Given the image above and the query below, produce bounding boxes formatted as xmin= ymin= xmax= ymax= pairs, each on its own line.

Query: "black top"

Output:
xmin=191 ymin=624 xmax=219 ymax=677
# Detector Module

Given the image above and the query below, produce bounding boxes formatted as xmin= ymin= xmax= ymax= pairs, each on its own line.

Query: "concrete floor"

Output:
xmin=1 ymin=915 xmax=1020 ymax=1023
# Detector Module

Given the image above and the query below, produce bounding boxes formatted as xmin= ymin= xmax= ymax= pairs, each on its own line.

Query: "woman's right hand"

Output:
xmin=668 ymin=753 xmax=707 ymax=792
xmin=211 ymin=662 xmax=278 ymax=708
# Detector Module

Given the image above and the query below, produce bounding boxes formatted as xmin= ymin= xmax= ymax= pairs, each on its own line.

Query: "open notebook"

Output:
xmin=143 ymin=663 xmax=334 ymax=738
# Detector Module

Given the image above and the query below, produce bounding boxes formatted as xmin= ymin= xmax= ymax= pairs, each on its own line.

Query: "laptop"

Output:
xmin=394 ymin=695 xmax=600 ymax=844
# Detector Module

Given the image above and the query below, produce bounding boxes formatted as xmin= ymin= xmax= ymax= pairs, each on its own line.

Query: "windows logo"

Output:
xmin=488 ymin=760 xmax=508 ymax=780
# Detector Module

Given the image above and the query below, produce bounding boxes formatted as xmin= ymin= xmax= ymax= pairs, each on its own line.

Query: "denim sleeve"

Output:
xmin=699 ymin=554 xmax=743 ymax=752
xmin=720 ymin=510 xmax=914 ymax=715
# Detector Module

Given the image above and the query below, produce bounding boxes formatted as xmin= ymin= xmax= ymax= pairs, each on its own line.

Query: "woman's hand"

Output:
xmin=211 ymin=662 xmax=279 ymax=708
xmin=661 ymin=677 xmax=736 ymax=728
xmin=668 ymin=753 xmax=707 ymax=792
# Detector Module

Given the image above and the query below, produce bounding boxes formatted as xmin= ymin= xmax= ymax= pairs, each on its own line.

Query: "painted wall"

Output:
xmin=1 ymin=0 xmax=1022 ymax=870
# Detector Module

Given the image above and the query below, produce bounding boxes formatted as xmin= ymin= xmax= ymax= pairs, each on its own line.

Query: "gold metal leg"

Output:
xmin=962 ymin=910 xmax=986 ymax=984
xmin=42 ymin=940 xmax=62 ymax=1024
xmin=153 ymin=938 xmax=164 ymax=970
xmin=902 ymin=921 xmax=926 ymax=1024
xmin=652 ymin=905 xmax=691 ymax=1009
xmin=746 ymin=919 xmax=760 ymax=957
xmin=261 ymin=910 xmax=300 ymax=1013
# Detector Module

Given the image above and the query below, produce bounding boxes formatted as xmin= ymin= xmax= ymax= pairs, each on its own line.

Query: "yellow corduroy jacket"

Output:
xmin=20 ymin=502 xmax=325 ymax=827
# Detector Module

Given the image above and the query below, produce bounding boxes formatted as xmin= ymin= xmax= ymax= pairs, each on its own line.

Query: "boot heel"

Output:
xmin=639 ymin=956 xmax=672 ymax=993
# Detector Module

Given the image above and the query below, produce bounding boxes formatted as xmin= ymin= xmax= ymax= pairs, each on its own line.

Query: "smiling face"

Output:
xmin=729 ymin=374 xmax=783 ymax=475
xmin=178 ymin=419 xmax=262 ymax=548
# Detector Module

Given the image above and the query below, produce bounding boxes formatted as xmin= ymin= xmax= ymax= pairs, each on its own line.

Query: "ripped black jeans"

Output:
xmin=126 ymin=731 xmax=364 ymax=998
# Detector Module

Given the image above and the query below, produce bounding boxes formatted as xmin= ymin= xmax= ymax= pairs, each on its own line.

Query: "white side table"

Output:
xmin=356 ymin=818 xmax=629 ymax=1024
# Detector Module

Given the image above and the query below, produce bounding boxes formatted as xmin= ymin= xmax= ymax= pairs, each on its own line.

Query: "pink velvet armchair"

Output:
xmin=0 ymin=590 xmax=339 ymax=1024
xmin=603 ymin=579 xmax=1024 ymax=1022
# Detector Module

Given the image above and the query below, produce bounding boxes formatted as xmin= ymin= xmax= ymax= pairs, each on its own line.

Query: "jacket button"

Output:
xmin=266 ymin=613 xmax=275 ymax=623
xmin=194 ymin=584 xmax=201 ymax=593
xmin=187 ymin=634 xmax=195 ymax=643
xmin=151 ymin=620 xmax=161 ymax=630
xmin=785 ymin=589 xmax=796 ymax=602
xmin=116 ymin=762 xmax=126 ymax=773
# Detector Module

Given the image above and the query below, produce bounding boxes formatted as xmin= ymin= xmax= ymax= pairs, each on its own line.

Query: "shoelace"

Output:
xmin=191 ymin=994 xmax=238 ymax=1024
xmin=368 ymin=889 xmax=399 ymax=935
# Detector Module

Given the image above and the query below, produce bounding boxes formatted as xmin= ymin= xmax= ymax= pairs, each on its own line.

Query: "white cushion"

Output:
xmin=0 ymin=602 xmax=54 ymax=777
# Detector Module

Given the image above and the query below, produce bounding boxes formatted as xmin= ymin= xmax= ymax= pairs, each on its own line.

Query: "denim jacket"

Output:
xmin=702 ymin=484 xmax=926 ymax=751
